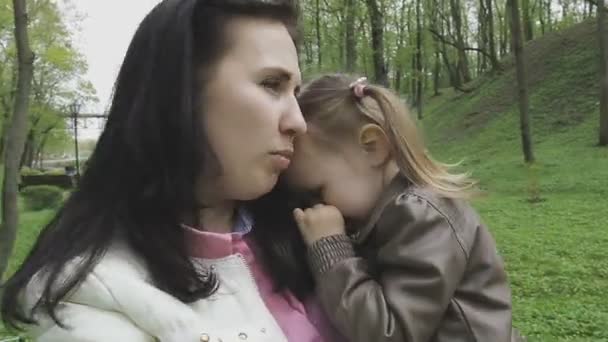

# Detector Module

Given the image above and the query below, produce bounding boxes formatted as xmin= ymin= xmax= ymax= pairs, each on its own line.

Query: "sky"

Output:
xmin=69 ymin=0 xmax=162 ymax=139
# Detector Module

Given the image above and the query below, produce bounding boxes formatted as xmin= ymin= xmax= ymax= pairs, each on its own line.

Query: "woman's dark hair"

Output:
xmin=250 ymin=182 xmax=315 ymax=299
xmin=1 ymin=0 xmax=305 ymax=330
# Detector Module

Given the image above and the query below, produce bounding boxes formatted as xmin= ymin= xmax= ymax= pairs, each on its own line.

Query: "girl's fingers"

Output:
xmin=293 ymin=208 xmax=305 ymax=225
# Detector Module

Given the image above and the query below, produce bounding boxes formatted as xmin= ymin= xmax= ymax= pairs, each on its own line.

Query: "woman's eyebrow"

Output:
xmin=259 ymin=66 xmax=301 ymax=85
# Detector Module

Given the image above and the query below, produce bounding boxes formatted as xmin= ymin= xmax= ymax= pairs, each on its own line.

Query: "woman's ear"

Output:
xmin=358 ymin=124 xmax=392 ymax=167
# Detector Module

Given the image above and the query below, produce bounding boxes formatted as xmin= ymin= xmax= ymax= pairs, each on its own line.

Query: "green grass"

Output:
xmin=421 ymin=18 xmax=608 ymax=341
xmin=0 ymin=209 xmax=51 ymax=340
xmin=424 ymin=112 xmax=608 ymax=341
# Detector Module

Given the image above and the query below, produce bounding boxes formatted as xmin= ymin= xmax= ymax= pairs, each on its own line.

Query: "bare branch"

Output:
xmin=428 ymin=28 xmax=494 ymax=60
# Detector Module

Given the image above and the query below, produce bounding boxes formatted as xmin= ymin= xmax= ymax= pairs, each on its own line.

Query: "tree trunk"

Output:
xmin=395 ymin=69 xmax=402 ymax=92
xmin=304 ymin=40 xmax=313 ymax=66
xmin=407 ymin=6 xmax=414 ymax=96
xmin=365 ymin=0 xmax=389 ymax=86
xmin=546 ymin=0 xmax=552 ymax=32
xmin=34 ymin=123 xmax=56 ymax=169
xmin=395 ymin=0 xmax=407 ymax=92
xmin=430 ymin=0 xmax=442 ymax=95
xmin=522 ymin=0 xmax=534 ymax=41
xmin=34 ymin=135 xmax=47 ymax=169
xmin=509 ymin=0 xmax=534 ymax=162
xmin=424 ymin=61 xmax=430 ymax=93
xmin=20 ymin=129 xmax=35 ymax=168
xmin=0 ymin=113 xmax=10 ymax=159
xmin=486 ymin=0 xmax=500 ymax=70
xmin=0 ymin=75 xmax=16 ymax=160
xmin=359 ymin=16 xmax=372 ymax=78
xmin=415 ymin=0 xmax=423 ymax=119
xmin=561 ymin=0 xmax=568 ymax=20
xmin=479 ymin=0 xmax=488 ymax=74
xmin=315 ymin=0 xmax=322 ymax=69
xmin=434 ymin=48 xmax=442 ymax=96
xmin=599 ymin=0 xmax=608 ymax=145
xmin=345 ymin=0 xmax=356 ymax=72
xmin=539 ymin=0 xmax=546 ymax=34
xmin=504 ymin=0 xmax=512 ymax=56
xmin=0 ymin=0 xmax=35 ymax=279
xmin=450 ymin=0 xmax=472 ymax=83
xmin=439 ymin=4 xmax=461 ymax=89
xmin=411 ymin=56 xmax=416 ymax=101
xmin=497 ymin=0 xmax=509 ymax=57
xmin=441 ymin=45 xmax=459 ymax=88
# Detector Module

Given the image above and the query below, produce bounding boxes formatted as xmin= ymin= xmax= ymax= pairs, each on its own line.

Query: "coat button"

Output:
xmin=260 ymin=328 xmax=266 ymax=333
xmin=200 ymin=333 xmax=210 ymax=342
xmin=238 ymin=332 xmax=248 ymax=340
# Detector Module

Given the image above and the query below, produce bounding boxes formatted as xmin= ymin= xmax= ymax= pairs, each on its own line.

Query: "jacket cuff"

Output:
xmin=308 ymin=234 xmax=355 ymax=275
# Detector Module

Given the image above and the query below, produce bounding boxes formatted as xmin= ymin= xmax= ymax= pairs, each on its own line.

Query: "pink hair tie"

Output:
xmin=349 ymin=77 xmax=368 ymax=99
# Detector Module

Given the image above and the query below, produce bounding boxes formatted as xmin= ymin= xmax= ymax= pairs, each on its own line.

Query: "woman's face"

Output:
xmin=200 ymin=17 xmax=305 ymax=204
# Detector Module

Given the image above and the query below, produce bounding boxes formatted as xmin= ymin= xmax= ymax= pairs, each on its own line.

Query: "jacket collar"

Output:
xmin=349 ymin=173 xmax=411 ymax=244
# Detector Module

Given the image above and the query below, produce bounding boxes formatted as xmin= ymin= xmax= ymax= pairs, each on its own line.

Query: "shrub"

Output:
xmin=20 ymin=167 xmax=43 ymax=176
xmin=21 ymin=185 xmax=64 ymax=211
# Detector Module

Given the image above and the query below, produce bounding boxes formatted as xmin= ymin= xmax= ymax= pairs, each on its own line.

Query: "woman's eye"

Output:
xmin=261 ymin=78 xmax=282 ymax=93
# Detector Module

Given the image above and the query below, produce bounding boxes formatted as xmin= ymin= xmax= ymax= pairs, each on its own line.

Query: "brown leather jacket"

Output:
xmin=308 ymin=175 xmax=521 ymax=342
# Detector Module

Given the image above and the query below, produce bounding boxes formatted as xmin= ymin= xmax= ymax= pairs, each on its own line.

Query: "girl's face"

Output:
xmin=200 ymin=17 xmax=305 ymax=204
xmin=283 ymin=130 xmax=387 ymax=222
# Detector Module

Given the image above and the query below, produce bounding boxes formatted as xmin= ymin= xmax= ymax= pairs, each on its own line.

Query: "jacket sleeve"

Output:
xmin=34 ymin=302 xmax=155 ymax=342
xmin=308 ymin=193 xmax=469 ymax=342
xmin=24 ymin=267 xmax=155 ymax=342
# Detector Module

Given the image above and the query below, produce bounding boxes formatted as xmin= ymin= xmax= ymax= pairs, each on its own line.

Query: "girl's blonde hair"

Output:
xmin=297 ymin=73 xmax=475 ymax=198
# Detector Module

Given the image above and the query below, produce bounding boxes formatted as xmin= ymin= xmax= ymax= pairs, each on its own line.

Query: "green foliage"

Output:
xmin=0 ymin=0 xmax=98 ymax=162
xmin=20 ymin=185 xmax=63 ymax=211
xmin=19 ymin=166 xmax=42 ymax=176
xmin=298 ymin=0 xmax=593 ymax=95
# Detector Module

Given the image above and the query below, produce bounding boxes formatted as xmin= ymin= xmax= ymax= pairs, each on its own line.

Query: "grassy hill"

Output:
xmin=422 ymin=18 xmax=608 ymax=341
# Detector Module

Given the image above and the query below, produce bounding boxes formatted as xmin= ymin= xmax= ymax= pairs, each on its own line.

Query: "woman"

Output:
xmin=1 ymin=0 xmax=340 ymax=341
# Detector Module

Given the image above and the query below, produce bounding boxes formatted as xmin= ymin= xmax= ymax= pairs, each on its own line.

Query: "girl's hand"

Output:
xmin=293 ymin=204 xmax=346 ymax=246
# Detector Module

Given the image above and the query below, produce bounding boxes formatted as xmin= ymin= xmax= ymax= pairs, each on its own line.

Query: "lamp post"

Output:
xmin=69 ymin=101 xmax=82 ymax=179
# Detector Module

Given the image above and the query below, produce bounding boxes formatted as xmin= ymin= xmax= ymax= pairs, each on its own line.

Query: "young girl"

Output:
xmin=284 ymin=74 xmax=522 ymax=342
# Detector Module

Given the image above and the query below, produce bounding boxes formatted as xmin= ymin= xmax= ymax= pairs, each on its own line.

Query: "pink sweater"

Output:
xmin=182 ymin=224 xmax=344 ymax=342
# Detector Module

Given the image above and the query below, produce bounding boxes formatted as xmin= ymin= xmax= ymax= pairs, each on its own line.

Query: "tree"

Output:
xmin=522 ymin=0 xmax=533 ymax=41
xmin=450 ymin=0 xmax=472 ymax=83
xmin=486 ymin=0 xmax=500 ymax=69
xmin=0 ymin=0 xmax=34 ymax=279
xmin=315 ymin=0 xmax=322 ymax=68
xmin=0 ymin=0 xmax=95 ymax=163
xmin=0 ymin=1 xmax=17 ymax=159
xmin=599 ymin=0 xmax=608 ymax=146
xmin=509 ymin=0 xmax=534 ymax=162
xmin=393 ymin=0 xmax=407 ymax=91
xmin=365 ymin=0 xmax=389 ymax=86
xmin=543 ymin=0 xmax=552 ymax=33
xmin=415 ymin=0 xmax=423 ymax=118
xmin=344 ymin=0 xmax=357 ymax=72
xmin=23 ymin=0 xmax=96 ymax=167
